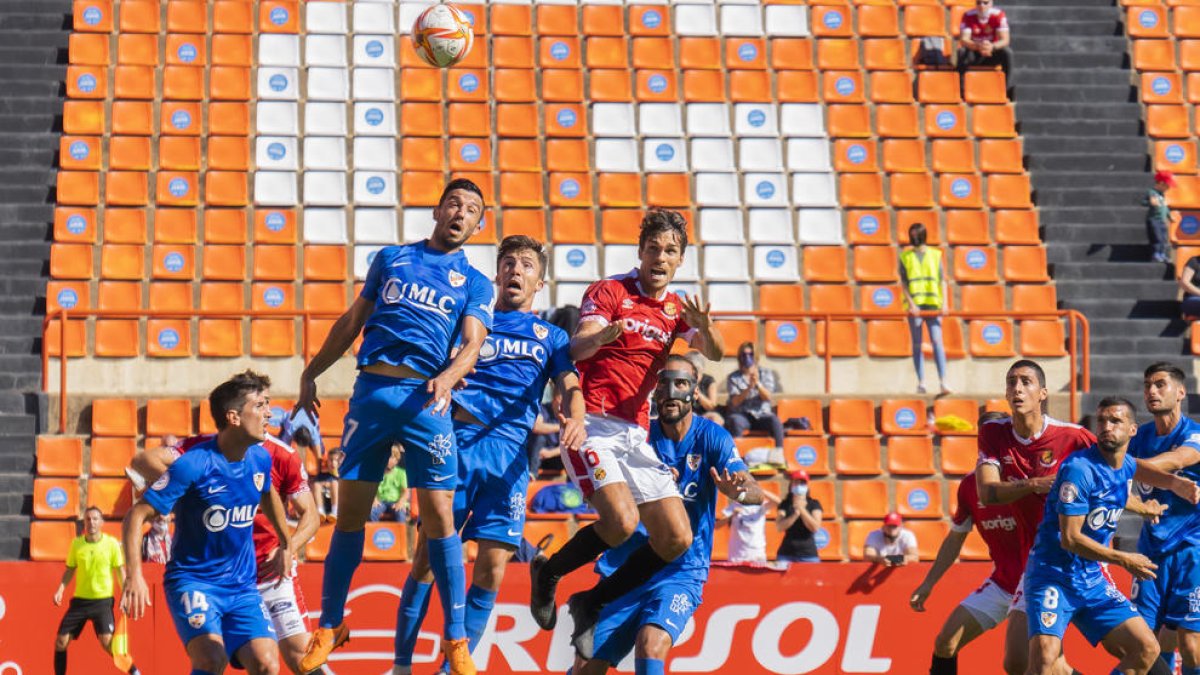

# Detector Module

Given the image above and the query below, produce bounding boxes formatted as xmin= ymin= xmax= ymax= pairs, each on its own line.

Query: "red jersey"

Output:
xmin=176 ymin=433 xmax=309 ymax=578
xmin=976 ymin=416 xmax=1095 ymax=557
xmin=951 ymin=474 xmax=1025 ymax=594
xmin=576 ymin=271 xmax=695 ymax=428
xmin=960 ymin=7 xmax=1008 ymax=43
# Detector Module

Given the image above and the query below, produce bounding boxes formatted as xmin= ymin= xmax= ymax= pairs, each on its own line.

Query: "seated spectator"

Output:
xmin=1147 ymin=170 xmax=1178 ymax=264
xmin=684 ymin=350 xmax=724 ymax=426
xmin=529 ymin=478 xmax=593 ymax=515
xmin=141 ymin=513 xmax=171 ymax=563
xmin=864 ymin=512 xmax=920 ymax=566
xmin=724 ymin=342 xmax=784 ymax=459
xmin=775 ymin=470 xmax=824 ymax=563
xmin=370 ymin=444 xmax=408 ymax=522
xmin=526 ymin=403 xmax=564 ymax=477
xmin=288 ymin=424 xmax=322 ymax=481
xmin=717 ymin=487 xmax=782 ymax=563
xmin=957 ymin=0 xmax=1012 ymax=91
xmin=313 ymin=447 xmax=343 ymax=523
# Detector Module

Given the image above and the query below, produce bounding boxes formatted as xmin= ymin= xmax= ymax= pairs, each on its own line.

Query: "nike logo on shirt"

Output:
xmin=208 ymin=485 xmax=227 ymax=494
xmin=431 ymin=474 xmax=453 ymax=482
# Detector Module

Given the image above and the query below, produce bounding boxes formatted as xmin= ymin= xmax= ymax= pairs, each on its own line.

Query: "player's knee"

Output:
xmin=53 ymin=634 xmax=71 ymax=651
xmin=656 ymin=529 xmax=692 ymax=561
xmin=932 ymin=628 xmax=960 ymax=658
xmin=247 ymin=649 xmax=279 ymax=675
xmin=1131 ymin=631 xmax=1162 ymax=666
xmin=603 ymin=509 xmax=640 ymax=544
xmin=191 ymin=651 xmax=227 ymax=673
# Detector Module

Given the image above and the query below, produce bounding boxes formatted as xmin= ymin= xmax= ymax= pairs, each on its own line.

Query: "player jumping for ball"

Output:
xmin=529 ymin=209 xmax=723 ymax=657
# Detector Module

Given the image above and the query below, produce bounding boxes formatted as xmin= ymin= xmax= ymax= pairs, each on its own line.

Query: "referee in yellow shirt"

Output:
xmin=53 ymin=506 xmax=140 ymax=675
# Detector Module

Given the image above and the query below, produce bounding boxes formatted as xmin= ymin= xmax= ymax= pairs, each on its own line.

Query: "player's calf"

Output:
xmin=185 ymin=636 xmax=229 ymax=675
xmin=1024 ymin=635 xmax=1063 ymax=675
xmin=1003 ymin=612 xmax=1029 ymax=675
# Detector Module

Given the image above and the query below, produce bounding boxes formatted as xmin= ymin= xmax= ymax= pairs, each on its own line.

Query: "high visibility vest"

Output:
xmin=900 ymin=248 xmax=943 ymax=309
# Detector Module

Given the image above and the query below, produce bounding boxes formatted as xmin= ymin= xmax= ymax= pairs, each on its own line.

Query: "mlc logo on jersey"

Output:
xmin=381 ymin=279 xmax=457 ymax=315
xmin=203 ymin=504 xmax=257 ymax=533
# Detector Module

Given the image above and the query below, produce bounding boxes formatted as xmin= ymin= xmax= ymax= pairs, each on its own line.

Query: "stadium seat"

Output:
xmin=887 ymin=436 xmax=936 ymax=475
xmin=959 ymin=284 xmax=1005 ymax=315
xmin=866 ymin=319 xmax=913 ymax=357
xmin=969 ymin=320 xmax=1016 ymax=357
xmin=964 ymin=71 xmax=1008 ymax=104
xmin=305 ymin=524 xmax=334 ymax=561
xmin=877 ymin=104 xmax=921 ymax=138
xmin=940 ymin=436 xmax=980 ymax=475
xmin=881 ymin=399 xmax=927 ymax=436
xmin=36 ymin=437 xmax=84 ymax=477
xmin=897 ymin=480 xmax=943 ymax=519
xmin=816 ymin=520 xmax=844 ymax=561
xmin=960 ymin=528 xmax=991 ymax=561
xmin=524 ymin=520 xmax=572 ymax=556
xmin=953 ymin=246 xmax=999 ymax=283
xmin=933 ymin=398 xmax=981 ymax=434
xmin=814 ymin=320 xmax=863 ymax=357
xmin=90 ymin=437 xmax=137 ymax=477
xmin=1003 ymin=246 xmax=1051 ymax=283
xmin=363 ymin=523 xmax=408 ymax=561
xmin=834 ymin=437 xmax=883 ymax=476
xmin=843 ymin=480 xmax=889 ymax=520
xmin=1011 ymin=284 xmax=1058 ymax=315
xmin=802 ymin=246 xmax=849 ymax=283
xmin=1020 ymin=320 xmax=1068 ymax=357
xmin=30 ymin=520 xmax=76 ymax=561
xmin=971 ymin=105 xmax=1017 ymax=138
xmin=889 ymin=173 xmax=935 ymax=208
xmin=146 ymin=399 xmax=193 ymax=437
xmin=1133 ymin=38 xmax=1177 ymax=71
xmin=918 ymin=71 xmax=961 ymax=104
xmin=829 ymin=399 xmax=877 ymax=436
xmin=87 ymin=478 xmax=133 ymax=518
xmin=776 ymin=399 xmax=824 ymax=436
xmin=882 ymin=140 xmax=928 ymax=173
xmin=765 ymin=320 xmax=810 ymax=358
xmin=92 ymin=399 xmax=137 ymax=437
xmin=784 ymin=437 xmax=829 ymax=475
xmin=931 ymin=139 xmax=977 ymax=174
xmin=860 ymin=285 xmax=905 ymax=315
xmin=907 ymin=520 xmax=951 ymax=560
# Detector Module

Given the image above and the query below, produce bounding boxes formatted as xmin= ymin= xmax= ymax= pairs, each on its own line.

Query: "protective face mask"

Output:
xmin=791 ymin=485 xmax=808 ymax=497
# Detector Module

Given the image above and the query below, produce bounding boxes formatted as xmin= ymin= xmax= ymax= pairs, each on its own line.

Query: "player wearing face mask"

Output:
xmin=775 ymin=470 xmax=824 ymax=563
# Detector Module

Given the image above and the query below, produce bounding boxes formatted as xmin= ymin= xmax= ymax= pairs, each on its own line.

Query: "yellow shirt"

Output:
xmin=66 ymin=534 xmax=124 ymax=600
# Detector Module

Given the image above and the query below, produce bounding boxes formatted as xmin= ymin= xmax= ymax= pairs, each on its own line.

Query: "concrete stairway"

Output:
xmin=0 ymin=0 xmax=72 ymax=557
xmin=1005 ymin=0 xmax=1187 ymax=414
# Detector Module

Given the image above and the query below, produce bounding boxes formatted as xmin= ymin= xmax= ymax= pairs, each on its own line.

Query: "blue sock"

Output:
xmin=190 ymin=671 xmax=216 ymax=675
xmin=427 ymin=534 xmax=467 ymax=640
xmin=393 ymin=576 xmax=434 ymax=666
xmin=1185 ymin=666 xmax=1200 ymax=675
xmin=464 ymin=585 xmax=499 ymax=652
xmin=319 ymin=528 xmax=365 ymax=628
xmin=636 ymin=658 xmax=665 ymax=675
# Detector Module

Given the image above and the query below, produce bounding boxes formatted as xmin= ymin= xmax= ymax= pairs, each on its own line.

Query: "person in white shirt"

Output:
xmin=864 ymin=512 xmax=919 ymax=566
xmin=717 ymin=490 xmax=782 ymax=563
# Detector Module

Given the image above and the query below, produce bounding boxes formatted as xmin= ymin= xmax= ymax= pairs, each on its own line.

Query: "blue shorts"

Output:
xmin=452 ymin=421 xmax=529 ymax=547
xmin=592 ymin=578 xmax=703 ymax=665
xmin=1025 ymin=573 xmax=1140 ymax=646
xmin=341 ymin=372 xmax=457 ymax=489
xmin=1133 ymin=545 xmax=1200 ymax=632
xmin=166 ymin=580 xmax=275 ymax=667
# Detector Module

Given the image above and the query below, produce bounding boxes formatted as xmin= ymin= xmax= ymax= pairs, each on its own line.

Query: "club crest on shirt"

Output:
xmin=1059 ymin=481 xmax=1078 ymax=504
xmin=151 ymin=473 xmax=170 ymax=491
xmin=1039 ymin=450 xmax=1056 ymax=468
xmin=254 ymin=472 xmax=266 ymax=492
xmin=687 ymin=453 xmax=701 ymax=471
xmin=664 ymin=301 xmax=677 ymax=318
xmin=188 ymin=613 xmax=206 ymax=629
xmin=1040 ymin=611 xmax=1057 ymax=628
xmin=533 ymin=323 xmax=548 ymax=340
xmin=621 ymin=298 xmax=634 ymax=310
xmin=594 ymin=468 xmax=607 ymax=481
xmin=449 ymin=270 xmax=466 ymax=287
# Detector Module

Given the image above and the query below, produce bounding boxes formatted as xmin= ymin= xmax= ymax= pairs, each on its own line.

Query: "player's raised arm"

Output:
xmin=426 ymin=314 xmax=488 ymax=414
xmin=710 ymin=466 xmax=765 ymax=506
xmin=120 ymin=501 xmax=158 ymax=620
xmin=259 ymin=486 xmax=294 ymax=585
xmin=554 ymin=371 xmax=586 ymax=452
xmin=570 ymin=320 xmax=623 ymax=362
xmin=910 ymin=527 xmax=970 ymax=612
xmin=298 ymin=295 xmax=375 ymax=416
xmin=1142 ymin=444 xmax=1200 ymax=473
xmin=1133 ymin=458 xmax=1200 ymax=504
xmin=681 ymin=294 xmax=724 ymax=362
xmin=975 ymin=461 xmax=1053 ymax=505
xmin=1058 ymin=512 xmax=1157 ymax=579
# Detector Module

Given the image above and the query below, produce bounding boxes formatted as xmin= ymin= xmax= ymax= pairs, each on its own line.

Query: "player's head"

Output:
xmin=1095 ymin=397 xmax=1138 ymax=453
xmin=655 ymin=355 xmax=697 ymax=425
xmin=431 ymin=178 xmax=485 ymax=250
xmin=637 ymin=208 xmax=689 ymax=295
xmin=495 ymin=235 xmax=547 ymax=312
xmin=82 ymin=506 xmax=103 ymax=536
xmin=908 ymin=222 xmax=928 ymax=248
xmin=209 ymin=370 xmax=272 ymax=442
xmin=1143 ymin=361 xmax=1187 ymax=416
xmin=1005 ymin=359 xmax=1048 ymax=416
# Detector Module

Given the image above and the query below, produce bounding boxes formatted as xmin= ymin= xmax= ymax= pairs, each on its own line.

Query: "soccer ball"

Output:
xmin=411 ymin=4 xmax=474 ymax=68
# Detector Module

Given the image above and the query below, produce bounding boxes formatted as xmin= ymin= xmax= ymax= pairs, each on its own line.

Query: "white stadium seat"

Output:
xmin=353 ymin=209 xmax=399 ymax=244
xmin=304 ymin=137 xmax=348 ymax=172
xmin=703 ymin=245 xmax=750 ymax=281
xmin=787 ymin=138 xmax=834 ymax=172
xmin=638 ymin=103 xmax=684 ymax=137
xmin=592 ymin=103 xmax=637 ymax=137
xmin=303 ymin=171 xmax=349 ymax=207
xmin=743 ymin=172 xmax=788 ymax=207
xmin=304 ymin=102 xmax=347 ymax=136
xmin=353 ymin=68 xmax=396 ymax=101
xmin=643 ymin=138 xmax=688 ymax=173
xmin=686 ymin=103 xmax=732 ymax=137
xmin=797 ymin=209 xmax=846 ymax=245
xmin=255 ymin=171 xmax=300 ymax=207
xmin=733 ymin=103 xmax=778 ymax=137
xmin=256 ymin=136 xmax=299 ymax=172
xmin=303 ymin=209 xmax=349 ymax=244
xmin=353 ymin=137 xmax=397 ymax=171
xmin=748 ymin=209 xmax=795 ymax=244
xmin=307 ymin=67 xmax=350 ymax=102
xmin=780 ymin=103 xmax=826 ymax=137
xmin=790 ymin=172 xmax=838 ymax=208
xmin=305 ymin=35 xmax=348 ymax=67
xmin=554 ymin=245 xmax=600 ymax=281
xmin=353 ymin=172 xmax=398 ymax=207
xmin=694 ymin=172 xmax=740 ymax=207
xmin=753 ymin=245 xmax=801 ymax=282
xmin=690 ymin=138 xmax=735 ymax=172
xmin=306 ymin=2 xmax=348 ymax=34
xmin=258 ymin=34 xmax=301 ymax=67
xmin=738 ymin=138 xmax=784 ymax=172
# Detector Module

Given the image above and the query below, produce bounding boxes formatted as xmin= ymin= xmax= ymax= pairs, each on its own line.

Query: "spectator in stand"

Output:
xmin=724 ymin=342 xmax=785 ymax=460
xmin=313 ymin=447 xmax=343 ymax=523
xmin=141 ymin=513 xmax=171 ymax=563
xmin=717 ymin=488 xmax=782 ymax=563
xmin=775 ymin=470 xmax=824 ymax=563
xmin=864 ymin=512 xmax=920 ymax=566
xmin=957 ymin=0 xmax=1012 ymax=92
xmin=1178 ymin=252 xmax=1200 ymax=318
xmin=900 ymin=222 xmax=952 ymax=396
xmin=370 ymin=444 xmax=409 ymax=522
xmin=288 ymin=425 xmax=322 ymax=487
xmin=684 ymin=350 xmax=724 ymax=425
xmin=526 ymin=402 xmax=565 ymax=477
xmin=1147 ymin=170 xmax=1179 ymax=263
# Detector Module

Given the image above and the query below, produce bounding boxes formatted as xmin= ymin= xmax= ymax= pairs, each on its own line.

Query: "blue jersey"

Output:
xmin=358 ymin=241 xmax=493 ymax=377
xmin=1029 ymin=446 xmax=1136 ymax=589
xmin=142 ymin=439 xmax=272 ymax=590
xmin=597 ymin=416 xmax=746 ymax=584
xmin=453 ymin=310 xmax=575 ymax=445
xmin=1130 ymin=416 xmax=1200 ymax=557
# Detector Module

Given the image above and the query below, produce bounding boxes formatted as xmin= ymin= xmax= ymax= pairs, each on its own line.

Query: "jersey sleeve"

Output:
xmin=951 ymin=480 xmax=975 ymax=532
xmin=1055 ymin=461 xmax=1093 ymax=517
xmin=142 ymin=453 xmax=202 ymax=515
xmin=1179 ymin=428 xmax=1200 ymax=454
xmin=547 ymin=326 xmax=577 ymax=380
xmin=279 ymin=448 xmax=310 ymax=498
xmin=711 ymin=425 xmax=748 ymax=474
xmin=65 ymin=537 xmax=78 ymax=569
xmin=257 ymin=449 xmax=272 ymax=496
xmin=359 ymin=247 xmax=387 ymax=301
xmin=578 ymin=280 xmax=621 ymax=326
xmin=464 ymin=271 xmax=494 ymax=331
xmin=976 ymin=426 xmax=1002 ymax=469
xmin=995 ymin=11 xmax=1009 ymax=30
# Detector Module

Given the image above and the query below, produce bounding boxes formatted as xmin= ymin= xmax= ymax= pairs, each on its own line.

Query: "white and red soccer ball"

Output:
xmin=411 ymin=3 xmax=475 ymax=68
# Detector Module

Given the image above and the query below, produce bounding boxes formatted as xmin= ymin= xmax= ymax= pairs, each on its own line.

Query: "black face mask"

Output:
xmin=655 ymin=369 xmax=697 ymax=405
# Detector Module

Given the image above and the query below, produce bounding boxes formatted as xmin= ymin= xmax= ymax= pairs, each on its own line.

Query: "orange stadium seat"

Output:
xmin=853 ymin=245 xmax=899 ymax=282
xmin=765 ymin=320 xmax=810 ymax=357
xmin=953 ymin=246 xmax=999 ymax=283
xmin=37 ymin=437 xmax=84 ymax=477
xmin=887 ymin=436 xmax=936 ymax=475
xmin=907 ymin=521 xmax=951 ymax=560
xmin=904 ymin=5 xmax=947 ymax=36
xmin=865 ymin=40 xmax=908 ymax=72
xmin=1134 ymin=38 xmax=1177 ymax=71
xmin=818 ymin=521 xmax=844 ymax=561
xmin=814 ymin=320 xmax=863 ymax=357
xmin=860 ymin=5 xmax=901 ymax=37
xmin=934 ymin=398 xmax=981 ymax=433
xmin=306 ymin=524 xmax=334 ymax=561
xmin=829 ymin=398 xmax=877 ymax=436
xmin=881 ymin=399 xmax=927 ymax=435
xmin=969 ymin=320 xmax=1015 ymax=357
xmin=980 ymin=139 xmax=1025 ymax=174
xmin=92 ymin=399 xmax=137 ymax=437
xmin=971 ymin=105 xmax=1017 ymax=138
xmin=843 ymin=480 xmax=889 ymax=520
xmin=73 ymin=0 xmax=113 ymax=33
xmin=35 ymin=478 xmax=80 ymax=519
xmin=890 ymin=173 xmax=935 ymax=208
xmin=960 ymin=529 xmax=991 ymax=561
xmin=946 ymin=210 xmax=990 ymax=245
xmin=1020 ymin=320 xmax=1067 ymax=357
xmin=877 ymin=104 xmax=921 ymax=138
xmin=30 ymin=521 xmax=77 ymax=561
xmin=777 ymin=398 xmax=824 ymax=436
xmin=897 ymin=480 xmax=943 ymax=519
xmin=918 ymin=71 xmax=961 ymax=103
xmin=803 ymin=246 xmax=849 ymax=283
xmin=866 ymin=319 xmax=913 ymax=357
xmin=882 ymin=139 xmax=927 ymax=173
xmin=1012 ymin=284 xmax=1058 ymax=315
xmin=524 ymin=520 xmax=572 ymax=556
xmin=964 ymin=71 xmax=1008 ymax=104
xmin=771 ymin=38 xmax=814 ymax=70
xmin=90 ymin=437 xmax=137 ymax=477
xmin=940 ymin=436 xmax=980 ymax=475
xmin=827 ymin=104 xmax=872 ymax=137
xmin=785 ymin=437 xmax=830 ymax=475
xmin=840 ymin=173 xmax=885 ymax=208
xmin=931 ymin=139 xmax=977 ymax=174
xmin=87 ymin=478 xmax=133 ymax=518
xmin=364 ymin=523 xmax=408 ymax=561
xmin=834 ymin=437 xmax=883 ymax=475
xmin=146 ymin=399 xmax=193 ymax=437
xmin=1129 ymin=6 xmax=1169 ymax=38
xmin=1003 ymin=246 xmax=1051 ymax=282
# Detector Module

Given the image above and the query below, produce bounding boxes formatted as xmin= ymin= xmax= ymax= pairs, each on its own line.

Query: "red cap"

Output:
xmin=1155 ymin=170 xmax=1176 ymax=187
xmin=884 ymin=512 xmax=903 ymax=526
xmin=788 ymin=469 xmax=810 ymax=482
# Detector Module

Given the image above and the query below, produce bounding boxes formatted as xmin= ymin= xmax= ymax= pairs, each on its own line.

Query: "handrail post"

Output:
xmin=824 ymin=314 xmax=831 ymax=394
xmin=1067 ymin=311 xmax=1078 ymax=423
xmin=59 ymin=309 xmax=68 ymax=434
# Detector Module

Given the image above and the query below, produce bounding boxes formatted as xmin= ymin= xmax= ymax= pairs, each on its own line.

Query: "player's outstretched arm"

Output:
xmin=910 ymin=529 xmax=969 ymax=612
xmin=1134 ymin=459 xmax=1200 ymax=505
xmin=120 ymin=501 xmax=157 ymax=620
xmin=711 ymin=467 xmax=766 ymax=506
xmin=1058 ymin=513 xmax=1157 ymax=580
xmin=298 ymin=296 xmax=374 ymax=415
xmin=128 ymin=445 xmax=180 ymax=489
xmin=554 ymin=371 xmax=587 ymax=452
xmin=1125 ymin=494 xmax=1168 ymax=524
xmin=975 ymin=463 xmax=1052 ymax=505
xmin=260 ymin=487 xmax=294 ymax=585
xmin=569 ymin=320 xmax=623 ymax=362
xmin=1143 ymin=446 xmax=1200 ymax=473
xmin=425 ymin=315 xmax=488 ymax=414
xmin=681 ymin=295 xmax=723 ymax=361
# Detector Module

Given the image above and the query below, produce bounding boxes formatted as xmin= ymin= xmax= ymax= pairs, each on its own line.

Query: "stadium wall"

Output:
xmin=0 ymin=562 xmax=1121 ymax=673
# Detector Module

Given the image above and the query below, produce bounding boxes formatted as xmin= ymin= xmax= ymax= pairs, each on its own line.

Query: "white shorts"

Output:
xmin=563 ymin=414 xmax=679 ymax=505
xmin=256 ymin=576 xmax=309 ymax=640
xmin=960 ymin=578 xmax=1014 ymax=630
xmin=1008 ymin=572 xmax=1026 ymax=615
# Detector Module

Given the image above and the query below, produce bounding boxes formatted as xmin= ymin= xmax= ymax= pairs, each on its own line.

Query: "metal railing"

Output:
xmin=41 ymin=307 xmax=1090 ymax=434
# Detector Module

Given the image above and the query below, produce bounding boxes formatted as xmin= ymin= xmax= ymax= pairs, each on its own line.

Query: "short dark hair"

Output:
xmin=665 ymin=354 xmax=698 ymax=380
xmin=1098 ymin=396 xmax=1137 ymax=420
xmin=498 ymin=235 xmax=548 ymax=278
xmin=84 ymin=505 xmax=103 ymax=518
xmin=1007 ymin=359 xmax=1046 ymax=388
xmin=638 ymin=208 xmax=689 ymax=252
xmin=439 ymin=178 xmax=484 ymax=206
xmin=209 ymin=370 xmax=272 ymax=431
xmin=291 ymin=426 xmax=314 ymax=449
xmin=908 ymin=222 xmax=927 ymax=247
xmin=1144 ymin=361 xmax=1187 ymax=387
xmin=738 ymin=341 xmax=755 ymax=354
xmin=978 ymin=411 xmax=1009 ymax=427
